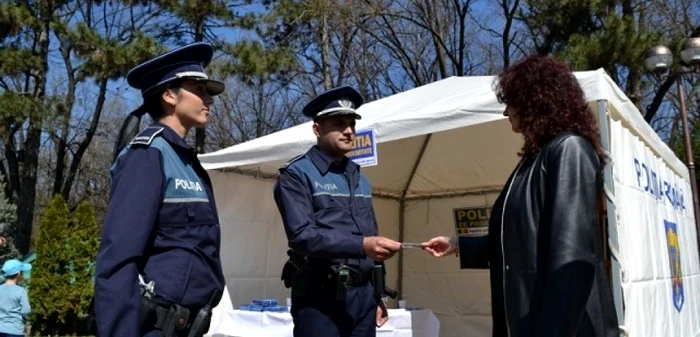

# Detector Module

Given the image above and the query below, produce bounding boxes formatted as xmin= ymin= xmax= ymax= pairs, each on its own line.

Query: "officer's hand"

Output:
xmin=376 ymin=300 xmax=389 ymax=327
xmin=421 ymin=236 xmax=458 ymax=258
xmin=363 ymin=236 xmax=400 ymax=261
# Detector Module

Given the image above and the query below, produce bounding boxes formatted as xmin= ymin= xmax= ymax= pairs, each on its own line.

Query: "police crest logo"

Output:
xmin=663 ymin=220 xmax=684 ymax=312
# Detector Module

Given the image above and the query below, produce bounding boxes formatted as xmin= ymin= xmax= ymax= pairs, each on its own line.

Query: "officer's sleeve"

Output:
xmin=273 ymin=169 xmax=365 ymax=258
xmin=95 ymin=147 xmax=164 ymax=337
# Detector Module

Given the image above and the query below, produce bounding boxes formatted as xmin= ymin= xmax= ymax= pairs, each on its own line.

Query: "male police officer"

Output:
xmin=273 ymin=86 xmax=401 ymax=337
xmin=94 ymin=43 xmax=225 ymax=337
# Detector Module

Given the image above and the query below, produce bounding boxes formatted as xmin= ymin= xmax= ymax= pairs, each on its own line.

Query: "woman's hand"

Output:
xmin=421 ymin=236 xmax=458 ymax=257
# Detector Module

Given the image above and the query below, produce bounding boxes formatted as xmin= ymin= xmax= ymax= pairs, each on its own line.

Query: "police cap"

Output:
xmin=303 ymin=86 xmax=364 ymax=120
xmin=126 ymin=42 xmax=225 ymax=98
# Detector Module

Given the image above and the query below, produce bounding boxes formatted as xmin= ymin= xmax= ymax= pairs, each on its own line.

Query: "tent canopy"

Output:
xmin=200 ymin=69 xmax=687 ymax=187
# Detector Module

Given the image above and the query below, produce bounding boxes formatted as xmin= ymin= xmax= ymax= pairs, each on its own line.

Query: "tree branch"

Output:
xmin=52 ymin=30 xmax=77 ymax=196
xmin=645 ymin=74 xmax=678 ymax=122
xmin=61 ymin=78 xmax=107 ymax=200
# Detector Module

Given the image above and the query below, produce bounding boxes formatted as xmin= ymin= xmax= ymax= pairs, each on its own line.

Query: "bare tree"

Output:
xmin=205 ymin=77 xmax=304 ymax=150
xmin=355 ymin=0 xmax=483 ymax=89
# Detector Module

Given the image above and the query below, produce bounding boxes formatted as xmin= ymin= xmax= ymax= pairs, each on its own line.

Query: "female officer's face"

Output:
xmin=165 ymin=80 xmax=214 ymax=129
xmin=503 ymin=105 xmax=521 ymax=134
xmin=313 ymin=115 xmax=356 ymax=159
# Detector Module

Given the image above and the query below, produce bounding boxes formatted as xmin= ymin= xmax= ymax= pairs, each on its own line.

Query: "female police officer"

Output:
xmin=94 ymin=42 xmax=225 ymax=337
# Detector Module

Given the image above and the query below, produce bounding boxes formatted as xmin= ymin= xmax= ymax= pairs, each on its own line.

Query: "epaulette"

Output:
xmin=279 ymin=153 xmax=305 ymax=171
xmin=130 ymin=126 xmax=164 ymax=146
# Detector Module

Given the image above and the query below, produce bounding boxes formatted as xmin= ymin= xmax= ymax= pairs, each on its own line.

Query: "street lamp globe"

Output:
xmin=680 ymin=37 xmax=700 ymax=67
xmin=644 ymin=45 xmax=674 ymax=73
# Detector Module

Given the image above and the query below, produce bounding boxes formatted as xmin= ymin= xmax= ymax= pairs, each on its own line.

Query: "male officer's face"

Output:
xmin=313 ymin=115 xmax=356 ymax=157
xmin=168 ymin=79 xmax=214 ymax=128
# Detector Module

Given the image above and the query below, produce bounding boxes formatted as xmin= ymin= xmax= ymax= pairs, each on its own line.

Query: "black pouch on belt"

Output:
xmin=334 ymin=264 xmax=353 ymax=301
xmin=161 ymin=304 xmax=190 ymax=337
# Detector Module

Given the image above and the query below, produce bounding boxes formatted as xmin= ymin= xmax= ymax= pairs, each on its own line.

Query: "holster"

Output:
xmin=371 ymin=265 xmax=385 ymax=298
xmin=162 ymin=304 xmax=190 ymax=337
xmin=371 ymin=263 xmax=398 ymax=299
xmin=281 ymin=251 xmax=312 ymax=297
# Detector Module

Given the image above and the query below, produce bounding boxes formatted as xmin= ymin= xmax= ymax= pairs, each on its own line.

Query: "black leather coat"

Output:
xmin=459 ymin=133 xmax=619 ymax=337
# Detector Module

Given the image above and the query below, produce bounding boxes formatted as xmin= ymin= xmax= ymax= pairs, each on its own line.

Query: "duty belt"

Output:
xmin=139 ymin=275 xmax=221 ymax=337
xmin=312 ymin=265 xmax=371 ymax=287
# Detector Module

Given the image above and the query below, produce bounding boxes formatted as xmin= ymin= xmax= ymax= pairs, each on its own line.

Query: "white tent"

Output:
xmin=201 ymin=69 xmax=700 ymax=337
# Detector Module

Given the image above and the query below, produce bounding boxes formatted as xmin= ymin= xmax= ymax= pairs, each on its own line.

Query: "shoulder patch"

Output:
xmin=279 ymin=153 xmax=305 ymax=171
xmin=130 ymin=126 xmax=164 ymax=146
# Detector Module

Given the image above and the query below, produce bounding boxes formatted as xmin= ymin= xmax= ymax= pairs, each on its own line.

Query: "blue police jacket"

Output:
xmin=273 ymin=145 xmax=378 ymax=276
xmin=94 ymin=123 xmax=224 ymax=337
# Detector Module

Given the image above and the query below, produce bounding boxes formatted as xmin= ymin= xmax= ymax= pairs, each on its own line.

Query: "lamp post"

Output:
xmin=644 ymin=37 xmax=700 ymax=232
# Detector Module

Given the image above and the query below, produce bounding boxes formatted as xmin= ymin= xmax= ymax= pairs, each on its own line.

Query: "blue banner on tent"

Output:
xmin=347 ymin=129 xmax=378 ymax=167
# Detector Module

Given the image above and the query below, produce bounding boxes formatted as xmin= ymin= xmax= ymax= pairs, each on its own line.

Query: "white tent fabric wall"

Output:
xmin=607 ymin=107 xmax=700 ymax=337
xmin=200 ymin=69 xmax=700 ymax=337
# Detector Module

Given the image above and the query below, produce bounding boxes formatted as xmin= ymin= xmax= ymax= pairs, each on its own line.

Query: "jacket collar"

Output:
xmin=308 ymin=145 xmax=358 ymax=175
xmin=153 ymin=122 xmax=192 ymax=151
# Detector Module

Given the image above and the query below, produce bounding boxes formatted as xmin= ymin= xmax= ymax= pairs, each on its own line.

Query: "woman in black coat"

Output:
xmin=423 ymin=55 xmax=619 ymax=337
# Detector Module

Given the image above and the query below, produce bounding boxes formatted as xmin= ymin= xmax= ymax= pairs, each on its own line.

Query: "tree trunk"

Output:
xmin=16 ymin=10 xmax=50 ymax=255
xmin=320 ymin=4 xmax=333 ymax=90
xmin=3 ymin=134 xmax=20 ymax=203
xmin=622 ymin=0 xmax=643 ymax=112
xmin=62 ymin=79 xmax=108 ymax=200
xmin=54 ymin=36 xmax=77 ymax=196
xmin=501 ymin=0 xmax=520 ymax=68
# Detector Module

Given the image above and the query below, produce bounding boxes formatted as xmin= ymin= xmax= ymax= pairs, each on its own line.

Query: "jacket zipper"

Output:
xmin=344 ymin=171 xmax=363 ymax=233
xmin=344 ymin=172 xmax=355 ymax=204
xmin=501 ymin=159 xmax=524 ymax=337
xmin=344 ymin=171 xmax=361 ymax=265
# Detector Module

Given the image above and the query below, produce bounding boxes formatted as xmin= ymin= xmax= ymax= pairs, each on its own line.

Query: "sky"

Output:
xmin=14 ymin=0 xmax=693 ymax=148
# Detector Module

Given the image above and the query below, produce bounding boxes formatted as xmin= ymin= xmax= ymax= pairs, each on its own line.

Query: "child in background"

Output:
xmin=0 ymin=260 xmax=30 ymax=337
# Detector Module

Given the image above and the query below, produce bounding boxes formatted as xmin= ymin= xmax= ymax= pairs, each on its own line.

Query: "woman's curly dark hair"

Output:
xmin=494 ymin=55 xmax=606 ymax=167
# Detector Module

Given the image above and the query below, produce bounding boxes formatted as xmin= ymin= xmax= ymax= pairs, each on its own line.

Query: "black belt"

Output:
xmin=311 ymin=269 xmax=371 ymax=287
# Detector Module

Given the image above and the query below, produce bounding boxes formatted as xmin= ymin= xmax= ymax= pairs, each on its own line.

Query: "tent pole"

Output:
xmin=398 ymin=198 xmax=405 ymax=300
xmin=397 ymin=134 xmax=433 ymax=300
xmin=596 ymin=99 xmax=624 ymax=326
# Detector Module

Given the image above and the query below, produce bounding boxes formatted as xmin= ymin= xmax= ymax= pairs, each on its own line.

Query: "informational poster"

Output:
xmin=347 ymin=129 xmax=378 ymax=167
xmin=453 ymin=207 xmax=491 ymax=237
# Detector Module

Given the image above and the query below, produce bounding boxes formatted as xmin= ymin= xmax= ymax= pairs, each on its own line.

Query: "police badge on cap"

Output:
xmin=303 ymin=86 xmax=364 ymax=120
xmin=126 ymin=42 xmax=225 ymax=98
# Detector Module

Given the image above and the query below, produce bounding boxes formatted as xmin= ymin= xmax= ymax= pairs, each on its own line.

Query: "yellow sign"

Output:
xmin=453 ymin=207 xmax=491 ymax=237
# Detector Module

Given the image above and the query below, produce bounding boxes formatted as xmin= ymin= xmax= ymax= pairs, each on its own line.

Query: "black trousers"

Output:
xmin=291 ymin=281 xmax=377 ymax=337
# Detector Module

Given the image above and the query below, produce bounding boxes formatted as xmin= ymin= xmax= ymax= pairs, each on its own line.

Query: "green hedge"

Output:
xmin=29 ymin=195 xmax=99 ymax=335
